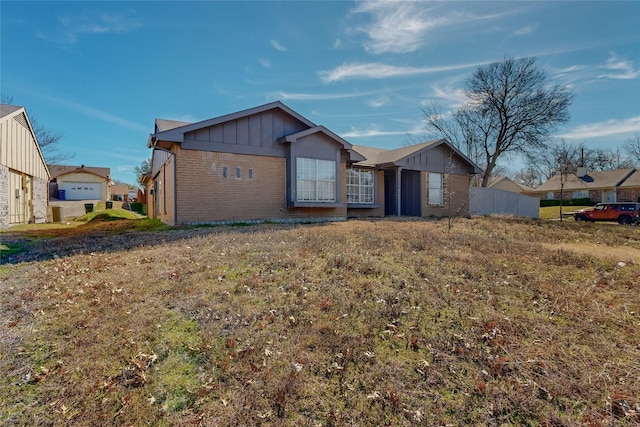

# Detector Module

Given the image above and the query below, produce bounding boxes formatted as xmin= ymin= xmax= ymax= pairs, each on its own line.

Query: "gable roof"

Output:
xmin=149 ymin=101 xmax=316 ymax=147
xmin=535 ymin=168 xmax=636 ymax=192
xmin=279 ymin=125 xmax=366 ymax=162
xmin=155 ymin=119 xmax=191 ymax=132
xmin=617 ymin=169 xmax=640 ymax=188
xmin=48 ymin=164 xmax=111 ymax=180
xmin=353 ymin=139 xmax=482 ymax=173
xmin=1 ymin=104 xmax=51 ymax=179
xmin=0 ymin=104 xmax=22 ymax=118
xmin=487 ymin=176 xmax=535 ymax=192
xmin=149 ymin=101 xmax=365 ymax=162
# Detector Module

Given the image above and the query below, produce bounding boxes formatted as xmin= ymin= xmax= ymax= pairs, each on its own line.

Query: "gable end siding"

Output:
xmin=182 ymin=109 xmax=308 ymax=156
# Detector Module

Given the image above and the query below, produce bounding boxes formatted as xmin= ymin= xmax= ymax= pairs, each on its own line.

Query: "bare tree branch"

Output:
xmin=424 ymin=57 xmax=572 ymax=186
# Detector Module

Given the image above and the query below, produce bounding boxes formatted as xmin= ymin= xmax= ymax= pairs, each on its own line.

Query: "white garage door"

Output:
xmin=61 ymin=182 xmax=101 ymax=200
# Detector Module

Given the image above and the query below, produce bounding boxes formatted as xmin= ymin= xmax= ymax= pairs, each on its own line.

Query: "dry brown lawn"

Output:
xmin=1 ymin=216 xmax=639 ymax=426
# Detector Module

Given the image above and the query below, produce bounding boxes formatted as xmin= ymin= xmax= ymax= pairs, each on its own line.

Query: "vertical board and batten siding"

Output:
xmin=185 ymin=109 xmax=307 ymax=155
xmin=0 ymin=108 xmax=50 ymax=225
xmin=0 ymin=110 xmax=49 ymax=180
xmin=393 ymin=145 xmax=473 ymax=218
xmin=397 ymin=144 xmax=471 ymax=175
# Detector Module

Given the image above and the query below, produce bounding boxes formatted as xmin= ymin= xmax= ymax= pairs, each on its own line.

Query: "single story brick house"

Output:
xmin=48 ymin=164 xmax=112 ymax=201
xmin=0 ymin=104 xmax=50 ymax=226
xmin=146 ymin=101 xmax=480 ymax=225
xmin=528 ymin=167 xmax=639 ymax=203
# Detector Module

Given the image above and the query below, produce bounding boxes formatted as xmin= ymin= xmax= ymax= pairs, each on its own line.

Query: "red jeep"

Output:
xmin=574 ymin=202 xmax=640 ymax=224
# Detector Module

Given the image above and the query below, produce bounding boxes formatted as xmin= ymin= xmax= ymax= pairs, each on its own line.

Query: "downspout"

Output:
xmin=152 ymin=146 xmax=177 ymax=226
xmin=396 ymin=167 xmax=403 ymax=216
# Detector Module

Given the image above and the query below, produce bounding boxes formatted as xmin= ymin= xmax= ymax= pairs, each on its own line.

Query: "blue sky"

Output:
xmin=2 ymin=1 xmax=639 ymax=185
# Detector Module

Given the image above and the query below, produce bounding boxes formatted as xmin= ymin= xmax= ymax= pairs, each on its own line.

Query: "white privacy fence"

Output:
xmin=469 ymin=187 xmax=539 ymax=219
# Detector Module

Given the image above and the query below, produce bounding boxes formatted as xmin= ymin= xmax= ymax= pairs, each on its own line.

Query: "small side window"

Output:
xmin=248 ymin=169 xmax=254 ymax=180
xmin=222 ymin=167 xmax=228 ymax=178
xmin=236 ymin=167 xmax=241 ymax=179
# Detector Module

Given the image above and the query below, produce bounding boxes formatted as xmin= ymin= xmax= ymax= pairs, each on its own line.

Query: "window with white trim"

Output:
xmin=296 ymin=158 xmax=336 ymax=202
xmin=428 ymin=172 xmax=443 ymax=205
xmin=347 ymin=168 xmax=374 ymax=204
xmin=572 ymin=190 xmax=588 ymax=199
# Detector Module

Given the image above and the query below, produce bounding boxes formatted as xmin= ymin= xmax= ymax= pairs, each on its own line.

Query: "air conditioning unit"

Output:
xmin=15 ymin=188 xmax=23 ymax=198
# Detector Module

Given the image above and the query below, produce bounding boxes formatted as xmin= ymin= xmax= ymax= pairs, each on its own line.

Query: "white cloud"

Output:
xmin=430 ymin=83 xmax=466 ymax=107
xmin=260 ymin=59 xmax=271 ymax=68
xmin=270 ymin=39 xmax=287 ymax=52
xmin=273 ymin=91 xmax=369 ymax=101
xmin=598 ymin=53 xmax=639 ymax=80
xmin=351 ymin=0 xmax=511 ymax=54
xmin=558 ymin=116 xmax=640 ymax=140
xmin=513 ymin=24 xmax=536 ymax=36
xmin=319 ymin=61 xmax=483 ymax=83
xmin=352 ymin=1 xmax=447 ymax=54
xmin=37 ymin=12 xmax=142 ymax=45
xmin=368 ymin=96 xmax=389 ymax=108
xmin=342 ymin=121 xmax=424 ymax=138
xmin=342 ymin=127 xmax=411 ymax=138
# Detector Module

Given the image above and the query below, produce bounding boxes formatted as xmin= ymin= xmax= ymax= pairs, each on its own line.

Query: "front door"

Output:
xmin=384 ymin=171 xmax=396 ymax=216
xmin=603 ymin=190 xmax=616 ymax=202
xmin=401 ymin=170 xmax=421 ymax=216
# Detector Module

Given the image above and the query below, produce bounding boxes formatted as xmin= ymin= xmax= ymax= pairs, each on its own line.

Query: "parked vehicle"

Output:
xmin=573 ymin=202 xmax=640 ymax=224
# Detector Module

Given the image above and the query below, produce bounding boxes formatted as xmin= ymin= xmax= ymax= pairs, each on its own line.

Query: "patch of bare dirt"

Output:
xmin=542 ymin=242 xmax=640 ymax=264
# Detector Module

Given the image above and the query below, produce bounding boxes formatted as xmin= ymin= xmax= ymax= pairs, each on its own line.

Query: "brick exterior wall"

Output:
xmin=614 ymin=188 xmax=640 ymax=203
xmin=0 ymin=164 xmax=8 ymax=228
xmin=172 ymin=148 xmax=347 ymax=225
xmin=32 ymin=176 xmax=48 ymax=223
xmin=422 ymin=172 xmax=470 ymax=218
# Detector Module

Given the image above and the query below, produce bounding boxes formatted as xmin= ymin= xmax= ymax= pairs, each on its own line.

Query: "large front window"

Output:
xmin=296 ymin=158 xmax=336 ymax=202
xmin=347 ymin=168 xmax=374 ymax=204
xmin=428 ymin=172 xmax=443 ymax=205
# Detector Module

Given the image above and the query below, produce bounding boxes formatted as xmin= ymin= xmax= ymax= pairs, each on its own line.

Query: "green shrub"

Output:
xmin=130 ymin=202 xmax=146 ymax=215
xmin=540 ymin=197 xmax=591 ymax=207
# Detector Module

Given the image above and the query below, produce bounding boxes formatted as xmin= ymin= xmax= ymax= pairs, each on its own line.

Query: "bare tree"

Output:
xmin=555 ymin=141 xmax=575 ymax=221
xmin=622 ymin=132 xmax=640 ymax=167
xmin=525 ymin=140 xmax=582 ymax=182
xmin=526 ymin=140 xmax=635 ymax=186
xmin=512 ymin=166 xmax=543 ymax=188
xmin=424 ymin=57 xmax=572 ymax=186
xmin=2 ymin=94 xmax=73 ymax=164
xmin=585 ymin=147 xmax=634 ymax=171
xmin=30 ymin=116 xmax=73 ymax=164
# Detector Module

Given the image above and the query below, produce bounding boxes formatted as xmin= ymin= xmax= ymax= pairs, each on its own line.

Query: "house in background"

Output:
xmin=48 ymin=165 xmax=111 ymax=201
xmin=0 ymin=104 xmax=50 ymax=227
xmin=529 ymin=167 xmax=637 ymax=203
xmin=486 ymin=176 xmax=534 ymax=194
xmin=111 ymin=184 xmax=133 ymax=201
xmin=146 ymin=101 xmax=480 ymax=225
xmin=617 ymin=169 xmax=640 ymax=202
